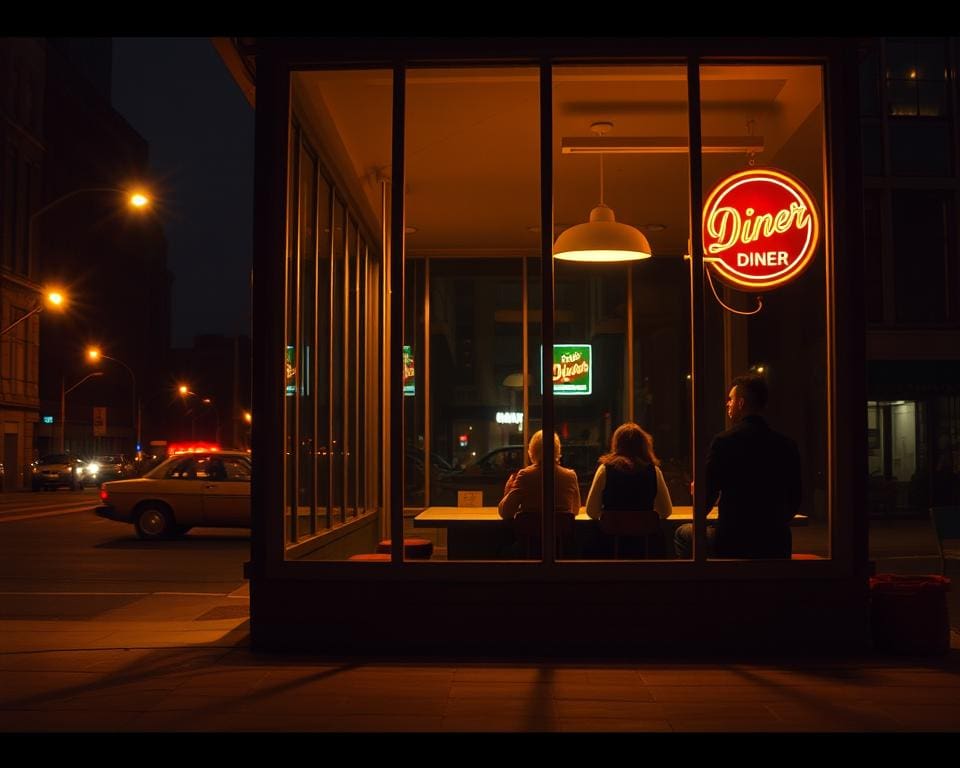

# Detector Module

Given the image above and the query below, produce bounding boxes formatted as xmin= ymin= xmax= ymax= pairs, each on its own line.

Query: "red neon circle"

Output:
xmin=701 ymin=168 xmax=820 ymax=291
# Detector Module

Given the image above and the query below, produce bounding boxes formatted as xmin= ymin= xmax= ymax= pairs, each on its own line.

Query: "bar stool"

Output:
xmin=376 ymin=538 xmax=434 ymax=559
xmin=599 ymin=508 xmax=662 ymax=559
xmin=513 ymin=510 xmax=576 ymax=558
xmin=346 ymin=553 xmax=390 ymax=562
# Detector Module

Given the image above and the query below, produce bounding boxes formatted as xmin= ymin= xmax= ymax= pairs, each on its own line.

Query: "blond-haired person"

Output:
xmin=498 ymin=430 xmax=581 ymax=520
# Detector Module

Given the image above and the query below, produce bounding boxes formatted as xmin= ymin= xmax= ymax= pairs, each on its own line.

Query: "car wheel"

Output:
xmin=135 ymin=505 xmax=175 ymax=540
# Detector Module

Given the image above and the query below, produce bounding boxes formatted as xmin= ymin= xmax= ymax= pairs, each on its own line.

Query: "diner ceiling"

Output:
xmin=297 ymin=65 xmax=824 ymax=259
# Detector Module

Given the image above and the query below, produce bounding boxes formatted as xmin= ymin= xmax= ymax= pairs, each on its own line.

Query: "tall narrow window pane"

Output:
xmin=332 ymin=199 xmax=345 ymax=524
xmin=553 ymin=64 xmax=691 ymax=561
xmin=406 ymin=67 xmax=540 ymax=561
xmin=286 ymin=69 xmax=390 ymax=560
xmin=297 ymin=142 xmax=318 ymax=537
xmin=700 ymin=64 xmax=829 ymax=560
xmin=892 ymin=190 xmax=955 ymax=323
xmin=283 ymin=125 xmax=301 ymax=543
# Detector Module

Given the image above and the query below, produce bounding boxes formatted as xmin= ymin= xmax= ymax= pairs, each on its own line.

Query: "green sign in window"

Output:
xmin=285 ymin=345 xmax=296 ymax=396
xmin=541 ymin=344 xmax=592 ymax=396
xmin=403 ymin=345 xmax=415 ymax=396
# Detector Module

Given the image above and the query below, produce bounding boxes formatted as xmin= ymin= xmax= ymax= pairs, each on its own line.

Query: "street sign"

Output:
xmin=93 ymin=406 xmax=107 ymax=436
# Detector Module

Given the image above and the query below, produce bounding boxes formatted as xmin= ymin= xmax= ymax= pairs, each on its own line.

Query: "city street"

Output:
xmin=0 ymin=493 xmax=958 ymax=732
xmin=0 ymin=490 xmax=249 ymax=615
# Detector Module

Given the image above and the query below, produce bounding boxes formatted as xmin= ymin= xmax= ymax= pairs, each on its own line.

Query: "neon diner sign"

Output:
xmin=702 ymin=168 xmax=820 ymax=291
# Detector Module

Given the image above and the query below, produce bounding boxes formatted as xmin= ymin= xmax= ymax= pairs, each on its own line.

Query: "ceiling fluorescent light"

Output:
xmin=560 ymin=136 xmax=764 ymax=154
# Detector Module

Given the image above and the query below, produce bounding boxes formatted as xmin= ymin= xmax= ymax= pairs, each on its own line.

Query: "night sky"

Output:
xmin=111 ymin=37 xmax=254 ymax=349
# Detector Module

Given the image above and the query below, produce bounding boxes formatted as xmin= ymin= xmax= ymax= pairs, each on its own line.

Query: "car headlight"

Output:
xmin=87 ymin=462 xmax=100 ymax=475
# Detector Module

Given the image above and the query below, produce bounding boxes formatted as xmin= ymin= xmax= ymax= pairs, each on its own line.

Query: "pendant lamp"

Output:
xmin=553 ymin=122 xmax=652 ymax=263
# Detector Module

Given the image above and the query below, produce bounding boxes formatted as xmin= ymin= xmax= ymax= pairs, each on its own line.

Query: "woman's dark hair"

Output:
xmin=599 ymin=422 xmax=659 ymax=473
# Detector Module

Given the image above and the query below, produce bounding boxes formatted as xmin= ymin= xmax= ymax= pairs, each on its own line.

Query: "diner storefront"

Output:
xmin=221 ymin=38 xmax=868 ymax=654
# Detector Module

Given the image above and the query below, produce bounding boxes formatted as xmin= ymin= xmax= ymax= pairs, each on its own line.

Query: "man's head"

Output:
xmin=727 ymin=374 xmax=768 ymax=423
xmin=528 ymin=430 xmax=562 ymax=465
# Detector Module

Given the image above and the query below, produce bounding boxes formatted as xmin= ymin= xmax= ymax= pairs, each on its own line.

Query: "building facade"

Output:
xmin=0 ymin=38 xmax=46 ymax=489
xmin=219 ymin=37 xmax=868 ymax=654
xmin=859 ymin=39 xmax=960 ymax=519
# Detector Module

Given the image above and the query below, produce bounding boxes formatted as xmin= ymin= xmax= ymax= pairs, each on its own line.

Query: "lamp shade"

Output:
xmin=553 ymin=204 xmax=652 ymax=262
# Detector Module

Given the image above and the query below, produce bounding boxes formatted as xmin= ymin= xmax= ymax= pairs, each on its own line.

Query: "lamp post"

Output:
xmin=87 ymin=347 xmax=140 ymax=459
xmin=0 ymin=289 xmax=66 ymax=336
xmin=178 ymin=385 xmax=221 ymax=444
xmin=242 ymin=411 xmax=252 ymax=451
xmin=29 ymin=186 xmax=150 ymax=269
xmin=60 ymin=372 xmax=104 ymax=453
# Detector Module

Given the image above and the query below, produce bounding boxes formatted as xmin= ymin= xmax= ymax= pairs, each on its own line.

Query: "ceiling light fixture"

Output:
xmin=560 ymin=135 xmax=765 ymax=154
xmin=554 ymin=121 xmax=652 ymax=263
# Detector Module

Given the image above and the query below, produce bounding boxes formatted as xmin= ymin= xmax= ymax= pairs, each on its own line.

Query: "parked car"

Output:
xmin=31 ymin=454 xmax=85 ymax=491
xmin=96 ymin=450 xmax=251 ymax=540
xmin=83 ymin=455 xmax=134 ymax=485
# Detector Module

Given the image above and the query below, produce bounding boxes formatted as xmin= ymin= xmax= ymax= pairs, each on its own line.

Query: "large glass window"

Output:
xmin=405 ymin=67 xmax=541 ymax=561
xmin=863 ymin=190 xmax=885 ymax=324
xmin=700 ymin=64 xmax=830 ymax=560
xmin=892 ymin=190 xmax=957 ymax=323
xmin=284 ymin=70 xmax=391 ymax=558
xmin=885 ymin=38 xmax=949 ymax=118
xmin=553 ymin=65 xmax=692 ymax=561
xmin=281 ymin=57 xmax=835 ymax=568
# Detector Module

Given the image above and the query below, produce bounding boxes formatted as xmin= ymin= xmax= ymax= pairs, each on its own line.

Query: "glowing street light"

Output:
xmin=87 ymin=347 xmax=140 ymax=458
xmin=129 ymin=191 xmax=150 ymax=208
xmin=0 ymin=288 xmax=68 ymax=336
xmin=30 ymin=187 xmax=152 ymax=228
xmin=28 ymin=186 xmax=153 ymax=298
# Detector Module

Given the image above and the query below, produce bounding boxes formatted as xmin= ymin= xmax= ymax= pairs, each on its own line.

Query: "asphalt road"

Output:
xmin=0 ymin=489 xmax=249 ymax=620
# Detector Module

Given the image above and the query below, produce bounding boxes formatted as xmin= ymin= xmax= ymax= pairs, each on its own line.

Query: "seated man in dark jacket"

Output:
xmin=675 ymin=373 xmax=801 ymax=559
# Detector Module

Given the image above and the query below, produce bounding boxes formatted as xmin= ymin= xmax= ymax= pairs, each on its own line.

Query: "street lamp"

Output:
xmin=30 ymin=187 xmax=151 ymax=232
xmin=0 ymin=289 xmax=67 ymax=336
xmin=178 ymin=385 xmax=221 ymax=444
xmin=28 ymin=185 xmax=151 ymax=284
xmin=60 ymin=371 xmax=104 ymax=452
xmin=87 ymin=347 xmax=140 ymax=459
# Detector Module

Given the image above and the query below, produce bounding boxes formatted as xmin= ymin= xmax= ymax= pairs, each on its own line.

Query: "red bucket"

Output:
xmin=869 ymin=574 xmax=951 ymax=655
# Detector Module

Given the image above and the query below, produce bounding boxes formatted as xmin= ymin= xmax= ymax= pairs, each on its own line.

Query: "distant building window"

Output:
xmin=885 ymin=38 xmax=948 ymax=117
xmin=863 ymin=190 xmax=884 ymax=323
xmin=861 ymin=123 xmax=884 ymax=177
xmin=892 ymin=190 xmax=957 ymax=323
xmin=859 ymin=45 xmax=881 ymax=117
xmin=889 ymin=122 xmax=953 ymax=177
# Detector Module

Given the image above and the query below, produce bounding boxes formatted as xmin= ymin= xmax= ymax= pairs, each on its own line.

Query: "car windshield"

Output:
xmin=98 ymin=456 xmax=123 ymax=463
xmin=144 ymin=455 xmax=182 ymax=479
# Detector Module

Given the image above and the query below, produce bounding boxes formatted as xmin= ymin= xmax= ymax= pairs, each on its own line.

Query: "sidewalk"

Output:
xmin=0 ymin=519 xmax=958 ymax=732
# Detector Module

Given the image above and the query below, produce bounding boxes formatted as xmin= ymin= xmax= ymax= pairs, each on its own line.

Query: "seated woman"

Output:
xmin=498 ymin=430 xmax=581 ymax=520
xmin=585 ymin=423 xmax=673 ymax=557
